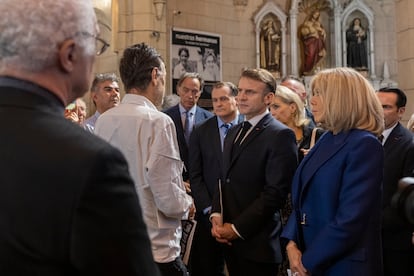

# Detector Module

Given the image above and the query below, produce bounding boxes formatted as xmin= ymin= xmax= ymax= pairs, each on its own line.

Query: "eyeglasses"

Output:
xmin=77 ymin=32 xmax=110 ymax=56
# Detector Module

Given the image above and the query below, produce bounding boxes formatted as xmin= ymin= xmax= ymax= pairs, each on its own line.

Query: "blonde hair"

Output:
xmin=274 ymin=85 xmax=309 ymax=127
xmin=310 ymin=67 xmax=384 ymax=135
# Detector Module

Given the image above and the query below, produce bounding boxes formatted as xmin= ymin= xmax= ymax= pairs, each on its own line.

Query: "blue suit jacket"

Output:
xmin=164 ymin=104 xmax=213 ymax=180
xmin=282 ymin=129 xmax=383 ymax=276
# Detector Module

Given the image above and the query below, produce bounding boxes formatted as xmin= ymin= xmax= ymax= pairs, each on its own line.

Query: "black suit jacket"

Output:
xmin=164 ymin=104 xmax=213 ymax=180
xmin=298 ymin=125 xmax=325 ymax=163
xmin=189 ymin=115 xmax=243 ymax=213
xmin=0 ymin=77 xmax=159 ymax=275
xmin=382 ymin=122 xmax=414 ymax=250
xmin=212 ymin=113 xmax=298 ymax=263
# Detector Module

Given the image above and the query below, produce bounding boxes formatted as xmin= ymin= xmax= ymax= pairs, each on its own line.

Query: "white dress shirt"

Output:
xmin=95 ymin=94 xmax=192 ymax=263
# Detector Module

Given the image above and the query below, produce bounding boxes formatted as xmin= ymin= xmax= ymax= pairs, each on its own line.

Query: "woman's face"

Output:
xmin=310 ymin=88 xmax=324 ymax=123
xmin=269 ymin=96 xmax=296 ymax=125
xmin=354 ymin=19 xmax=361 ymax=26
xmin=179 ymin=50 xmax=189 ymax=65
xmin=205 ymin=55 xmax=215 ymax=69
xmin=312 ymin=11 xmax=320 ymax=20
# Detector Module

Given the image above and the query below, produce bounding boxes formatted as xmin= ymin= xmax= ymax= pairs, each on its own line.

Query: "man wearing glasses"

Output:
xmin=0 ymin=0 xmax=158 ymax=275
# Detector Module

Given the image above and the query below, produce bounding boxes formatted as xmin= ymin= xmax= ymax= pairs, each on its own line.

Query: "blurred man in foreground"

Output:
xmin=0 ymin=0 xmax=159 ymax=275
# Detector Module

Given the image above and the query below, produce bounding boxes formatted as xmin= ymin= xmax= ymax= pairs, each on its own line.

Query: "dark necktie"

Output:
xmin=184 ymin=111 xmax=192 ymax=145
xmin=221 ymin=123 xmax=231 ymax=137
xmin=234 ymin=121 xmax=252 ymax=146
xmin=379 ymin=134 xmax=384 ymax=144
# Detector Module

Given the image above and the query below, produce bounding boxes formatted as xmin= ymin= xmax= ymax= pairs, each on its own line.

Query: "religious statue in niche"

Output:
xmin=300 ymin=9 xmax=326 ymax=75
xmin=346 ymin=17 xmax=368 ymax=70
xmin=298 ymin=0 xmax=330 ymax=75
xmin=260 ymin=18 xmax=281 ymax=72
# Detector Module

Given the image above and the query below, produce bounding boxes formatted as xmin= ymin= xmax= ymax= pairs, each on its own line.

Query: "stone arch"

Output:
xmin=253 ymin=1 xmax=287 ymax=78
xmin=289 ymin=0 xmax=338 ymax=76
xmin=341 ymin=0 xmax=375 ymax=79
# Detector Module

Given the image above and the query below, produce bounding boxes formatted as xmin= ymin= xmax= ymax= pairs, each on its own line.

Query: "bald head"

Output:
xmin=280 ymin=78 xmax=307 ymax=103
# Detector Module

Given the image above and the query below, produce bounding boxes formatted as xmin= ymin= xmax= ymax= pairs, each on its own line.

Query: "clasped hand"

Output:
xmin=210 ymin=217 xmax=237 ymax=245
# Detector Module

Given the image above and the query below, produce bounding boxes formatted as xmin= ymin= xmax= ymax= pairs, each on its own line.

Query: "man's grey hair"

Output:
xmin=0 ymin=0 xmax=96 ymax=73
xmin=91 ymin=73 xmax=119 ymax=92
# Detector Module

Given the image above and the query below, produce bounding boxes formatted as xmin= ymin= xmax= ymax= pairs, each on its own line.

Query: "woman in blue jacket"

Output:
xmin=281 ymin=67 xmax=384 ymax=276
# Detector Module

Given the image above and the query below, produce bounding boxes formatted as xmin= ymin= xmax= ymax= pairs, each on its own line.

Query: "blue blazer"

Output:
xmin=164 ymin=104 xmax=213 ymax=180
xmin=282 ymin=129 xmax=384 ymax=276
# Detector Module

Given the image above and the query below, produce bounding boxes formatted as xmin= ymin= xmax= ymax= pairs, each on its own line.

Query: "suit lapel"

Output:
xmin=222 ymin=123 xmax=240 ymax=175
xmin=210 ymin=117 xmax=223 ymax=162
xmin=297 ymin=131 xmax=349 ymax=205
xmin=227 ymin=114 xmax=272 ymax=170
xmin=171 ymin=105 xmax=184 ymax=132
xmin=384 ymin=123 xmax=403 ymax=151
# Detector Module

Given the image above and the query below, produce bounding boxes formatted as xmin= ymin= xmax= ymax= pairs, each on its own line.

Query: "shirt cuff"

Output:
xmin=209 ymin=212 xmax=221 ymax=222
xmin=231 ymin=224 xmax=244 ymax=240
xmin=203 ymin=206 xmax=212 ymax=215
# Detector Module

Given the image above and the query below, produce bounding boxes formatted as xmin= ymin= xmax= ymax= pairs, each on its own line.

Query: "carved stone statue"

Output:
xmin=300 ymin=9 xmax=326 ymax=75
xmin=260 ymin=19 xmax=281 ymax=71
xmin=346 ymin=18 xmax=368 ymax=70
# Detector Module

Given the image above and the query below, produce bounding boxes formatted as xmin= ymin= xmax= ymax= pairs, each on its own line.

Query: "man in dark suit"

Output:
xmin=210 ymin=68 xmax=298 ymax=275
xmin=189 ymin=82 xmax=242 ymax=276
xmin=164 ymin=72 xmax=213 ymax=182
xmin=0 ymin=1 xmax=159 ymax=275
xmin=377 ymin=87 xmax=414 ymax=276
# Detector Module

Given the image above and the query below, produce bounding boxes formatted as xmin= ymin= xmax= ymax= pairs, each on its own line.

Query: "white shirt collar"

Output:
xmin=382 ymin=121 xmax=399 ymax=145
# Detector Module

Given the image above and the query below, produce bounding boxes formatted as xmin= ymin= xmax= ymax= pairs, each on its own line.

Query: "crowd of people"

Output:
xmin=1 ymin=1 xmax=413 ymax=276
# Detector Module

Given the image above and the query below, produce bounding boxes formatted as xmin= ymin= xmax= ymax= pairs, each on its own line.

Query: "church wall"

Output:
xmin=396 ymin=0 xmax=414 ymax=121
xmin=91 ymin=0 xmax=413 ymax=122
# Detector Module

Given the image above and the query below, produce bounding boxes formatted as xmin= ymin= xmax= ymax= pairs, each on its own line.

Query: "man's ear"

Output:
xmin=91 ymin=91 xmax=98 ymax=104
xmin=58 ymin=39 xmax=76 ymax=73
xmin=264 ymin=92 xmax=274 ymax=105
xmin=398 ymin=106 xmax=406 ymax=118
xmin=151 ymin=67 xmax=158 ymax=85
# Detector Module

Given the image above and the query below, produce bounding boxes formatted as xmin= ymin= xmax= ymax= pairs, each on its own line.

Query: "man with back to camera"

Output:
xmin=188 ymin=81 xmax=243 ymax=276
xmin=164 ymin=72 xmax=213 ymax=183
xmin=210 ymin=68 xmax=298 ymax=275
xmin=0 ymin=0 xmax=159 ymax=275
xmin=376 ymin=87 xmax=414 ymax=276
xmin=84 ymin=72 xmax=120 ymax=132
xmin=95 ymin=43 xmax=194 ymax=276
